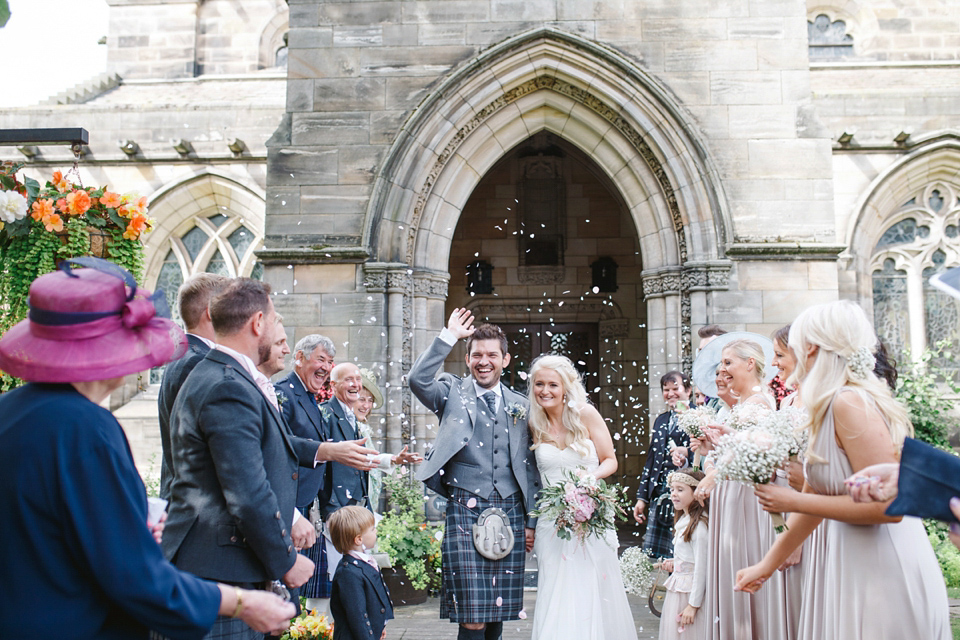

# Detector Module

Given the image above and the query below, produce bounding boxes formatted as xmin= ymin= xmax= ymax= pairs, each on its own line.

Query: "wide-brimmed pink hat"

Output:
xmin=0 ymin=257 xmax=187 ymax=382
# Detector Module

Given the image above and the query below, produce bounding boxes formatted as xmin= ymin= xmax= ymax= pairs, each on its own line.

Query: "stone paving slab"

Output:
xmin=388 ymin=591 xmax=662 ymax=639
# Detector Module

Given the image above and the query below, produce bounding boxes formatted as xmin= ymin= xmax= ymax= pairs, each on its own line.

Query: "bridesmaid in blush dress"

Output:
xmin=735 ymin=301 xmax=949 ymax=640
xmin=693 ymin=337 xmax=790 ymax=640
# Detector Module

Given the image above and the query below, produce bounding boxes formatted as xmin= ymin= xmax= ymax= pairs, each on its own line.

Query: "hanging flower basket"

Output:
xmin=0 ymin=161 xmax=153 ymax=391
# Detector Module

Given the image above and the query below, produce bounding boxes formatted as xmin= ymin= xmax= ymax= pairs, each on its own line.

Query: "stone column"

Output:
xmin=412 ymin=270 xmax=450 ymax=455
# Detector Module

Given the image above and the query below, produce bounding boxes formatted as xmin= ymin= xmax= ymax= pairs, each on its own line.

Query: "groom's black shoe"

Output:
xmin=458 ymin=626 xmax=485 ymax=640
xmin=484 ymin=621 xmax=503 ymax=640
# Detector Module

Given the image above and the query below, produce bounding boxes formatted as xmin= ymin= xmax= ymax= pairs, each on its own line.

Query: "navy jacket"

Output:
xmin=157 ymin=334 xmax=210 ymax=500
xmin=0 ymin=384 xmax=220 ymax=640
xmin=330 ymin=554 xmax=394 ymax=640
xmin=637 ymin=408 xmax=692 ymax=505
xmin=276 ymin=371 xmax=328 ymax=508
xmin=163 ymin=349 xmax=321 ymax=583
xmin=318 ymin=397 xmax=369 ymax=519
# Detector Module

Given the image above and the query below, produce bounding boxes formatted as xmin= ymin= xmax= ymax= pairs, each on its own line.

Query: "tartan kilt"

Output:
xmin=642 ymin=491 xmax=675 ymax=559
xmin=439 ymin=488 xmax=526 ymax=623
xmin=299 ymin=506 xmax=332 ymax=598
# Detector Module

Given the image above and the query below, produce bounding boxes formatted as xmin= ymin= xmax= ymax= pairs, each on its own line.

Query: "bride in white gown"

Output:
xmin=528 ymin=355 xmax=638 ymax=640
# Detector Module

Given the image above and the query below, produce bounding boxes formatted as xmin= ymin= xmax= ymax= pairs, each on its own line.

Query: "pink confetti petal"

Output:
xmin=518 ymin=610 xmax=527 ymax=620
xmin=496 ymin=596 xmax=503 ymax=607
xmin=467 ymin=497 xmax=477 ymax=509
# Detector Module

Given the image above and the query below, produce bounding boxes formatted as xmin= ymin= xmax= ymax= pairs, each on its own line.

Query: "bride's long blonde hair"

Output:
xmin=789 ymin=300 xmax=911 ymax=458
xmin=527 ymin=355 xmax=591 ymax=457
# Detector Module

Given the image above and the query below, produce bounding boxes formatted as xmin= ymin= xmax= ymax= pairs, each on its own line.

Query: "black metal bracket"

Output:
xmin=0 ymin=128 xmax=89 ymax=147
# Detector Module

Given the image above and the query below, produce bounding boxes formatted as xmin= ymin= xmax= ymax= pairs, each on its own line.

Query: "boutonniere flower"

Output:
xmin=276 ymin=391 xmax=288 ymax=408
xmin=506 ymin=403 xmax=527 ymax=426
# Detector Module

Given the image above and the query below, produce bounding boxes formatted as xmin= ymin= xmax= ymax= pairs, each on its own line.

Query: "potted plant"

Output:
xmin=377 ymin=467 xmax=443 ymax=605
xmin=0 ymin=161 xmax=153 ymax=391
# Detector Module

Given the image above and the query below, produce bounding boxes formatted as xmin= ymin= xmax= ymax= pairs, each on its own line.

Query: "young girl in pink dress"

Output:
xmin=659 ymin=468 xmax=709 ymax=640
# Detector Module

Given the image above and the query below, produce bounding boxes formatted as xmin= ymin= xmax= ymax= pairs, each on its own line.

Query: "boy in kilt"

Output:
xmin=410 ymin=308 xmax=541 ymax=640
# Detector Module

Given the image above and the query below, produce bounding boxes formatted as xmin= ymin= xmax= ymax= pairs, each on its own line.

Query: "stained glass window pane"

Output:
xmin=808 ymin=14 xmax=854 ymax=59
xmin=208 ymin=213 xmax=229 ymax=227
xmin=181 ymin=226 xmax=209 ymax=261
xmin=228 ymin=225 xmax=255 ymax=260
xmin=205 ymin=249 xmax=231 ymax=276
xmin=923 ymin=260 xmax=960 ymax=383
xmin=250 ymin=261 xmax=264 ymax=281
xmin=875 ymin=218 xmax=917 ymax=250
xmin=929 ymin=190 xmax=945 ymax=213
xmin=156 ymin=249 xmax=184 ymax=323
xmin=872 ymin=259 xmax=909 ymax=359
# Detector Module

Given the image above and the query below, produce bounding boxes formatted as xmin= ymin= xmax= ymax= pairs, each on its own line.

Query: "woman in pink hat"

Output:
xmin=0 ymin=258 xmax=295 ymax=640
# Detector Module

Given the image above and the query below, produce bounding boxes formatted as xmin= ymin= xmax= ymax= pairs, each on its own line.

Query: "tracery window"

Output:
xmin=808 ymin=14 xmax=854 ymax=59
xmin=870 ymin=183 xmax=960 ymax=380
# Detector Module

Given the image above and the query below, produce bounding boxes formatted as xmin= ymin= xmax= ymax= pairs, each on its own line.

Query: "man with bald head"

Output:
xmin=319 ymin=363 xmax=368 ymax=518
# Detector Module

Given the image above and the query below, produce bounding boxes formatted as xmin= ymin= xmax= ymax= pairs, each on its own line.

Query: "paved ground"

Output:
xmin=389 ymin=590 xmax=661 ymax=639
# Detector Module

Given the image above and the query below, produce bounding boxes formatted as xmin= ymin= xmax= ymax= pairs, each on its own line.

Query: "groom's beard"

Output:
xmin=257 ymin=337 xmax=272 ymax=366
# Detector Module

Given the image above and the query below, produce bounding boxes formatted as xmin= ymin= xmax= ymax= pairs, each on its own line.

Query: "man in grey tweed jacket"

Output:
xmin=410 ymin=308 xmax=540 ymax=640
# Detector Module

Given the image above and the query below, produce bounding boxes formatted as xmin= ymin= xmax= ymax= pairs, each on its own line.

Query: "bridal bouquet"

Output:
xmin=775 ymin=405 xmax=809 ymax=458
xmin=532 ymin=468 xmax=627 ymax=543
xmin=281 ymin=606 xmax=333 ymax=640
xmin=725 ymin=402 xmax=773 ymax=432
xmin=712 ymin=414 xmax=793 ymax=533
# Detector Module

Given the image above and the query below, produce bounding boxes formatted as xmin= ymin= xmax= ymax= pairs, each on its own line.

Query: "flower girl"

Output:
xmin=659 ymin=468 xmax=709 ymax=640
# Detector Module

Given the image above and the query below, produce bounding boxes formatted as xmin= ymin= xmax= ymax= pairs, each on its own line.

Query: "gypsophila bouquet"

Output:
xmin=280 ymin=606 xmax=333 ymax=640
xmin=712 ymin=414 xmax=792 ymax=533
xmin=619 ymin=546 xmax=655 ymax=596
xmin=775 ymin=405 xmax=809 ymax=458
xmin=725 ymin=402 xmax=773 ymax=432
xmin=532 ymin=468 xmax=627 ymax=543
xmin=676 ymin=404 xmax=718 ymax=468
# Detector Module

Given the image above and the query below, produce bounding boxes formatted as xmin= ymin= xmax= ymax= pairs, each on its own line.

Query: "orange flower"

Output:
xmin=100 ymin=191 xmax=122 ymax=208
xmin=42 ymin=212 xmax=63 ymax=232
xmin=66 ymin=190 xmax=92 ymax=215
xmin=123 ymin=212 xmax=149 ymax=240
xmin=51 ymin=171 xmax=69 ymax=193
xmin=56 ymin=198 xmax=68 ymax=213
xmin=31 ymin=198 xmax=54 ymax=221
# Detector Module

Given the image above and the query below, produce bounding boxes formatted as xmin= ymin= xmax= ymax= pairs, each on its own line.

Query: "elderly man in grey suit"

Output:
xmin=164 ymin=278 xmax=378 ymax=639
xmin=410 ymin=308 xmax=540 ymax=640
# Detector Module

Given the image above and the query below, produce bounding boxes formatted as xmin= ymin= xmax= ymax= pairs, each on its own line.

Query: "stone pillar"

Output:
xmin=412 ymin=271 xmax=450 ymax=455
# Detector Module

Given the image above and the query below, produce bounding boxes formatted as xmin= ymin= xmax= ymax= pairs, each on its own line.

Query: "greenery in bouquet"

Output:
xmin=0 ymin=162 xmax=152 ymax=391
xmin=377 ymin=467 xmax=443 ymax=592
xmin=280 ymin=601 xmax=334 ymax=640
xmin=619 ymin=546 xmax=656 ymax=596
xmin=532 ymin=468 xmax=628 ymax=543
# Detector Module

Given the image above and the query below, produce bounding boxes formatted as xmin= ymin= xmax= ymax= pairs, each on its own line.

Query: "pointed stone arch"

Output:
xmin=363 ymin=28 xmax=733 ymax=405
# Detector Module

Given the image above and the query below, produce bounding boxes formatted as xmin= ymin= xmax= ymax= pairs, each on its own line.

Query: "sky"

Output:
xmin=0 ymin=0 xmax=109 ymax=108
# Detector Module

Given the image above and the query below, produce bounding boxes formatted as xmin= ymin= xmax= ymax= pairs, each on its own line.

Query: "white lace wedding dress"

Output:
xmin=531 ymin=439 xmax=638 ymax=640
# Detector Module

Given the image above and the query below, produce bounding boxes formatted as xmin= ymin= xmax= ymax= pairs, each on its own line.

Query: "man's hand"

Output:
xmin=446 ymin=308 xmax=475 ymax=340
xmin=319 ymin=438 xmax=381 ymax=471
xmin=391 ymin=445 xmax=424 ymax=466
xmin=633 ymin=500 xmax=646 ymax=523
xmin=524 ymin=527 xmax=535 ymax=552
xmin=233 ymin=589 xmax=297 ymax=634
xmin=291 ymin=513 xmax=316 ymax=551
xmin=282 ymin=553 xmax=315 ymax=588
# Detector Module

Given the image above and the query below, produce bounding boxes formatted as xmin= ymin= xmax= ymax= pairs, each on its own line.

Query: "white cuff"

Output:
xmin=438 ymin=328 xmax=458 ymax=346
xmin=292 ymin=508 xmax=302 ymax=526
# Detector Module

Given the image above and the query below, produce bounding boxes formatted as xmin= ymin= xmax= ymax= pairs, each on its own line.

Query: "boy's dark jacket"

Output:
xmin=330 ymin=554 xmax=394 ymax=639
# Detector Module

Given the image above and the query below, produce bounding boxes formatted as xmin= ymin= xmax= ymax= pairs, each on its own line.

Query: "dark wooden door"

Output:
xmin=500 ymin=323 xmax=600 ymax=403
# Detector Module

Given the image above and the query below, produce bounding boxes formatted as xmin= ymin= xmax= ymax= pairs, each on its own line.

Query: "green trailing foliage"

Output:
xmin=897 ymin=342 xmax=960 ymax=586
xmin=376 ymin=470 xmax=443 ymax=592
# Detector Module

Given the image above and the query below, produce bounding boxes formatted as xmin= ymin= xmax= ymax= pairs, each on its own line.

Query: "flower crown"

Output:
xmin=667 ymin=471 xmax=700 ymax=489
xmin=847 ymin=346 xmax=876 ymax=380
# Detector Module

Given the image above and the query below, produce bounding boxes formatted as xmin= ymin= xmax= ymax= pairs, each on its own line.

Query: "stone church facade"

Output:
xmin=1 ymin=0 xmax=958 ymax=482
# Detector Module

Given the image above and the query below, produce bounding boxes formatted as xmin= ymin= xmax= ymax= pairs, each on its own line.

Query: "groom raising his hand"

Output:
xmin=410 ymin=308 xmax=541 ymax=640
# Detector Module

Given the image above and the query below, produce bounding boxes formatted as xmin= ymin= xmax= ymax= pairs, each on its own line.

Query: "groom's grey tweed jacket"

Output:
xmin=410 ymin=335 xmax=541 ymax=527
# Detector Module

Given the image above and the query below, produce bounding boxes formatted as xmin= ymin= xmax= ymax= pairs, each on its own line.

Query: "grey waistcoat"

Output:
xmin=444 ymin=395 xmax=520 ymax=500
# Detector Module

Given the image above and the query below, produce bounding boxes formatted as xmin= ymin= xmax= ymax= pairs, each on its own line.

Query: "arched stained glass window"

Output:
xmin=871 ymin=182 xmax=960 ymax=381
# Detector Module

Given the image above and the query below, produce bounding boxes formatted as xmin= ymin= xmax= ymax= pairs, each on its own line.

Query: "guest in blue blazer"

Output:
xmin=0 ymin=258 xmax=295 ymax=640
xmin=157 ymin=272 xmax=228 ymax=500
xmin=328 ymin=506 xmax=394 ymax=640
